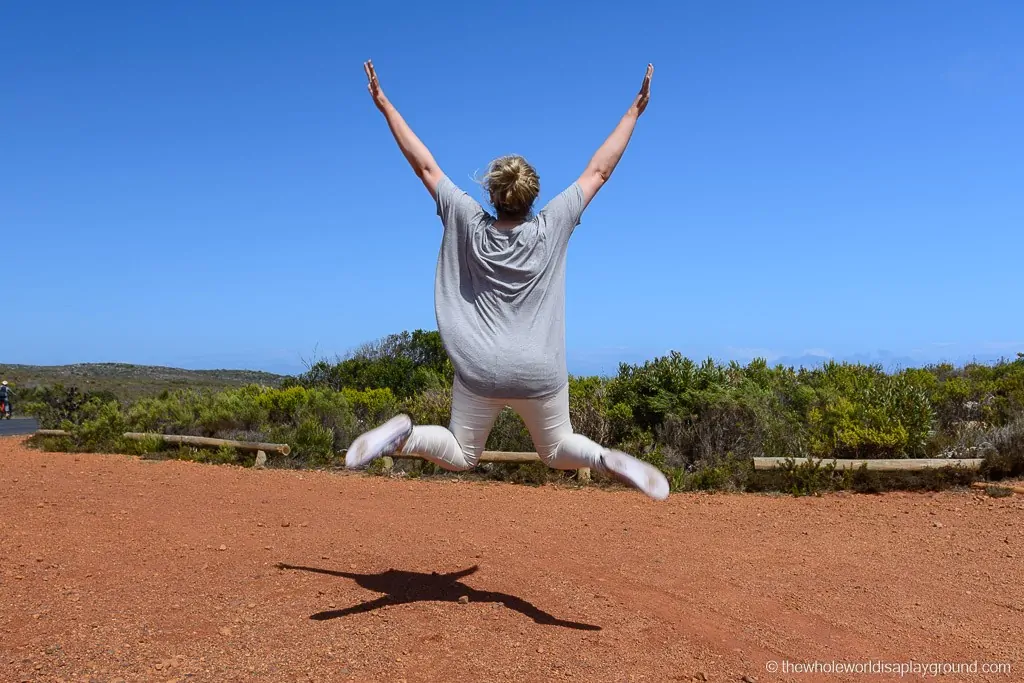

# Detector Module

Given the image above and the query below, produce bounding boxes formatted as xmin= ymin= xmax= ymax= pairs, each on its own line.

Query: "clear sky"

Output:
xmin=4 ymin=1 xmax=1022 ymax=375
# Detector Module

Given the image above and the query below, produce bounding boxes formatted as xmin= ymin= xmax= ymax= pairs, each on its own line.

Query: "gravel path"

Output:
xmin=1 ymin=436 xmax=1021 ymax=682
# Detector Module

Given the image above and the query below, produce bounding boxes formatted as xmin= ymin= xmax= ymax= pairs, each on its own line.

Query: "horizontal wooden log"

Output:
xmin=971 ymin=481 xmax=1024 ymax=495
xmin=754 ymin=457 xmax=983 ymax=472
xmin=123 ymin=432 xmax=291 ymax=456
xmin=478 ymin=450 xmax=543 ymax=464
xmin=393 ymin=450 xmax=541 ymax=464
xmin=34 ymin=429 xmax=71 ymax=437
xmin=391 ymin=450 xmax=590 ymax=479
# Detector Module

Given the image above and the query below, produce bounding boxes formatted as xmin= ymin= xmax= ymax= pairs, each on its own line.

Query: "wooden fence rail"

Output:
xmin=122 ymin=432 xmax=291 ymax=456
xmin=753 ymin=457 xmax=984 ymax=472
xmin=33 ymin=429 xmax=290 ymax=456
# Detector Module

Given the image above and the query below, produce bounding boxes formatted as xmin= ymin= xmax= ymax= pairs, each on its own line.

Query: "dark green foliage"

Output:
xmin=485 ymin=408 xmax=534 ymax=452
xmin=173 ymin=444 xmax=238 ymax=465
xmin=850 ymin=464 xmax=884 ymax=494
xmin=30 ymin=434 xmax=75 ymax=453
xmin=293 ymin=418 xmax=336 ymax=467
xmin=288 ymin=329 xmax=452 ymax=399
xmin=486 ymin=461 xmax=553 ymax=487
xmin=20 ymin=385 xmax=120 ymax=429
xmin=776 ymin=457 xmax=839 ymax=496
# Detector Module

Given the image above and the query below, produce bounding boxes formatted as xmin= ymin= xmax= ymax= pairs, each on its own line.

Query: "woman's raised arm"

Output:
xmin=576 ymin=63 xmax=653 ymax=207
xmin=364 ymin=60 xmax=445 ymax=198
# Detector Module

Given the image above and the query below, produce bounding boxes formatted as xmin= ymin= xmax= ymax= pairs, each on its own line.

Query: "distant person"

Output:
xmin=344 ymin=61 xmax=668 ymax=500
xmin=0 ymin=380 xmax=11 ymax=418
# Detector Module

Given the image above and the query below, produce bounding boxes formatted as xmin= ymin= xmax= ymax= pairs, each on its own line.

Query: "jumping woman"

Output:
xmin=346 ymin=60 xmax=669 ymax=501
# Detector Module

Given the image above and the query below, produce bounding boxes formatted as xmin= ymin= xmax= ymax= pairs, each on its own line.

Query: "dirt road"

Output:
xmin=1 ymin=437 xmax=1022 ymax=682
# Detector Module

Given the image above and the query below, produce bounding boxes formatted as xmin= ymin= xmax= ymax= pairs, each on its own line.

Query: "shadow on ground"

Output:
xmin=276 ymin=563 xmax=601 ymax=631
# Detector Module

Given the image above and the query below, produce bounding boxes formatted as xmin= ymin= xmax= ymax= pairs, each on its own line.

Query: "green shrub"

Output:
xmin=667 ymin=453 xmax=751 ymax=492
xmin=568 ymin=375 xmax=612 ymax=443
xmin=486 ymin=408 xmax=533 ymax=452
xmin=342 ymin=387 xmax=398 ymax=432
xmin=776 ymin=457 xmax=839 ymax=496
xmin=173 ymin=445 xmax=204 ymax=462
xmin=288 ymin=329 xmax=452 ymax=398
xmin=666 ymin=467 xmax=688 ymax=493
xmin=293 ymin=417 xmax=336 ymax=467
xmin=401 ymin=387 xmax=452 ymax=428
xmin=849 ymin=464 xmax=883 ymax=494
xmin=980 ymin=418 xmax=1024 ymax=478
xmin=689 ymin=465 xmax=730 ymax=491
xmin=74 ymin=400 xmax=128 ymax=452
xmin=209 ymin=445 xmax=239 ymax=465
xmin=494 ymin=461 xmax=551 ymax=487
xmin=119 ymin=434 xmax=164 ymax=457
xmin=28 ymin=434 xmax=75 ymax=453
xmin=27 ymin=385 xmax=119 ymax=429
xmin=805 ymin=362 xmax=934 ymax=459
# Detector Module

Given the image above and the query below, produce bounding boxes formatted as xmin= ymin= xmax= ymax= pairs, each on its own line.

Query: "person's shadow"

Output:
xmin=276 ymin=563 xmax=600 ymax=631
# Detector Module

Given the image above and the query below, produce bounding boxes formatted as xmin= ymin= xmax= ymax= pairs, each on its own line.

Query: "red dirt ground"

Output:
xmin=1 ymin=436 xmax=1022 ymax=683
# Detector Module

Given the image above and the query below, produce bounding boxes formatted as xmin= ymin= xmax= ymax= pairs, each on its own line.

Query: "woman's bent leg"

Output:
xmin=507 ymin=384 xmax=604 ymax=470
xmin=398 ymin=375 xmax=503 ymax=472
xmin=509 ymin=384 xmax=669 ymax=500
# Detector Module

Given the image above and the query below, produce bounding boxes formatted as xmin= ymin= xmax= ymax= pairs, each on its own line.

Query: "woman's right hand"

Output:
xmin=633 ymin=63 xmax=653 ymax=116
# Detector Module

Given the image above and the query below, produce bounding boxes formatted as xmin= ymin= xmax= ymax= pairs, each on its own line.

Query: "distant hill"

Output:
xmin=0 ymin=363 xmax=287 ymax=400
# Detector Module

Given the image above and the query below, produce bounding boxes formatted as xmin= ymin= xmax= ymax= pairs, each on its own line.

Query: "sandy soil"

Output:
xmin=1 ymin=436 xmax=1022 ymax=682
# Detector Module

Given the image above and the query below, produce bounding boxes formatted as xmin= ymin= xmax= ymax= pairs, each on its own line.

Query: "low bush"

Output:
xmin=980 ymin=417 xmax=1024 ymax=479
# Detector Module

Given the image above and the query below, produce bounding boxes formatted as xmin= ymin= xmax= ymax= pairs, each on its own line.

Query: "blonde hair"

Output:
xmin=481 ymin=155 xmax=540 ymax=220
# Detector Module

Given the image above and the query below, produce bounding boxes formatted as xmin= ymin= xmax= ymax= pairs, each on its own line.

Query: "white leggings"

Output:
xmin=399 ymin=375 xmax=607 ymax=472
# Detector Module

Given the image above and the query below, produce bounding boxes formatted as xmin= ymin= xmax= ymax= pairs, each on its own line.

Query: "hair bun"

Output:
xmin=482 ymin=155 xmax=540 ymax=220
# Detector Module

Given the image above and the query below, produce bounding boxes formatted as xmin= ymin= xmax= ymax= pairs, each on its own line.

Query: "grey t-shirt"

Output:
xmin=434 ymin=175 xmax=584 ymax=399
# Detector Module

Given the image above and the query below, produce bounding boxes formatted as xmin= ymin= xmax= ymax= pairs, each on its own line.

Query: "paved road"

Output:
xmin=0 ymin=417 xmax=39 ymax=435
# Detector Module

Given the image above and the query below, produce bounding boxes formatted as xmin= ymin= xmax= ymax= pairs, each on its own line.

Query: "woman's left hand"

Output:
xmin=364 ymin=60 xmax=389 ymax=112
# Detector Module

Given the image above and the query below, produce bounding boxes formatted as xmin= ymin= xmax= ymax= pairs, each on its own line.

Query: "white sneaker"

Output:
xmin=600 ymin=450 xmax=670 ymax=501
xmin=344 ymin=414 xmax=414 ymax=469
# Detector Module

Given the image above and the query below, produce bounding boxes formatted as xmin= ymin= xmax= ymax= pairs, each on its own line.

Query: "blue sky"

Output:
xmin=4 ymin=1 xmax=1022 ymax=376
